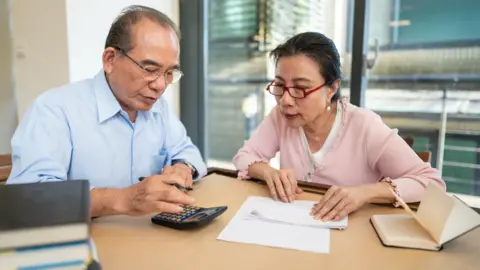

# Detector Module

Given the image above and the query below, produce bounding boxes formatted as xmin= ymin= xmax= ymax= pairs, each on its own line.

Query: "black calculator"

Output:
xmin=151 ymin=205 xmax=228 ymax=230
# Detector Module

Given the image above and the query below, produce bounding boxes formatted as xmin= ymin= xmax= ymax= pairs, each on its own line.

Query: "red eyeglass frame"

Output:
xmin=265 ymin=81 xmax=326 ymax=99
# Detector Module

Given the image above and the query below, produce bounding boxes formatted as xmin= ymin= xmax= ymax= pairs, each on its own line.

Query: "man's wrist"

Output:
xmin=172 ymin=160 xmax=198 ymax=178
xmin=115 ymin=187 xmax=132 ymax=214
xmin=173 ymin=162 xmax=193 ymax=173
xmin=90 ymin=187 xmax=130 ymax=218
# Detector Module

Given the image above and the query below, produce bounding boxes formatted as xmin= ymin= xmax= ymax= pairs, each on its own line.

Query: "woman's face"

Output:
xmin=273 ymin=54 xmax=337 ymax=128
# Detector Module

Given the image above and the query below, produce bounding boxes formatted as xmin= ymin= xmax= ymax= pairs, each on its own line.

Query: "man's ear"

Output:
xmin=102 ymin=47 xmax=117 ymax=74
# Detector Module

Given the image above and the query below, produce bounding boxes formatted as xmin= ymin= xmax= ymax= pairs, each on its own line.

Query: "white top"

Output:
xmin=299 ymin=101 xmax=343 ymax=167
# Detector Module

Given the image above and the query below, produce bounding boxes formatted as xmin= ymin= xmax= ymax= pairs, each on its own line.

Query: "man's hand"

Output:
xmin=310 ymin=185 xmax=368 ymax=221
xmin=119 ymin=174 xmax=195 ymax=216
xmin=161 ymin=163 xmax=193 ymax=187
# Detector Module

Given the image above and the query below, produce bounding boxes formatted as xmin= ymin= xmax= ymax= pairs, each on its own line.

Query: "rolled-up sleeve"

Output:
xmin=7 ymin=96 xmax=72 ymax=184
xmin=233 ymin=108 xmax=280 ymax=179
xmin=163 ymin=102 xmax=207 ymax=180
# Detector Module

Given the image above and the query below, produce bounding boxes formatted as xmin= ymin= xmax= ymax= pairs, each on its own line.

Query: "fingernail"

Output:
xmin=334 ymin=216 xmax=340 ymax=221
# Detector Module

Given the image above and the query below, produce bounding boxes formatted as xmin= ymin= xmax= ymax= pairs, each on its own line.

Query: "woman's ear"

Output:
xmin=327 ymin=79 xmax=341 ymax=101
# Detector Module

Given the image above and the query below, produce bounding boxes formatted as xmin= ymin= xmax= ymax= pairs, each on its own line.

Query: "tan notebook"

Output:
xmin=370 ymin=182 xmax=480 ymax=251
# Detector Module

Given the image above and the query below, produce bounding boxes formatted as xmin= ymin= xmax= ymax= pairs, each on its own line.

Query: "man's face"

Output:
xmin=103 ymin=18 xmax=180 ymax=112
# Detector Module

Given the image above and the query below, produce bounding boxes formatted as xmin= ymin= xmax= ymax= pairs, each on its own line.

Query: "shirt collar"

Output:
xmin=150 ymin=97 xmax=163 ymax=113
xmin=93 ymin=70 xmax=164 ymax=123
xmin=94 ymin=70 xmax=122 ymax=123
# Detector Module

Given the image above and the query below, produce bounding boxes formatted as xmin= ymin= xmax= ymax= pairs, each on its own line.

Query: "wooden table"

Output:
xmin=91 ymin=173 xmax=480 ymax=270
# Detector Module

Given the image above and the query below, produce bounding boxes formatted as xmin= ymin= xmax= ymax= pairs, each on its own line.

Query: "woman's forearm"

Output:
xmin=363 ymin=181 xmax=397 ymax=204
xmin=247 ymin=162 xmax=277 ymax=180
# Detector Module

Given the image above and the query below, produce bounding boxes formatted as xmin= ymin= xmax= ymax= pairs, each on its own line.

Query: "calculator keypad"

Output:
xmin=155 ymin=206 xmax=201 ymax=223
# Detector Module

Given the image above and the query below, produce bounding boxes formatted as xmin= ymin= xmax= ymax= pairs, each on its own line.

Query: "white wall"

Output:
xmin=65 ymin=0 xmax=180 ymax=115
xmin=0 ymin=0 xmax=17 ymax=154
xmin=2 ymin=1 xmax=180 ymax=153
xmin=8 ymin=0 xmax=180 ymax=122
xmin=10 ymin=0 xmax=70 ymax=121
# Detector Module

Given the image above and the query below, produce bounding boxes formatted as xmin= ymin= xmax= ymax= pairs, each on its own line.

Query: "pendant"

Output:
xmin=305 ymin=172 xmax=312 ymax=182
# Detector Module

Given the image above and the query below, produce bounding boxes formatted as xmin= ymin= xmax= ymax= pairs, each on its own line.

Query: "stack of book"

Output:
xmin=0 ymin=180 xmax=98 ymax=269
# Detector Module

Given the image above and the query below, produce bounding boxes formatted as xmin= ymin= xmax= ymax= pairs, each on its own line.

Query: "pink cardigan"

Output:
xmin=233 ymin=99 xmax=446 ymax=203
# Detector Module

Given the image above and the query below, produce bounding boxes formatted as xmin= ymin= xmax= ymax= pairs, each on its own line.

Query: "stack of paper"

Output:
xmin=217 ymin=196 xmax=349 ymax=254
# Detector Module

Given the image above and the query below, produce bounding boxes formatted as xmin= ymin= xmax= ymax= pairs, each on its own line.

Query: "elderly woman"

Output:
xmin=233 ymin=32 xmax=446 ymax=222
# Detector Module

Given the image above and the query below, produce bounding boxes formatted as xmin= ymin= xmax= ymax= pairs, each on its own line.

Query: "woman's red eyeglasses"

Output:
xmin=266 ymin=81 xmax=326 ymax=99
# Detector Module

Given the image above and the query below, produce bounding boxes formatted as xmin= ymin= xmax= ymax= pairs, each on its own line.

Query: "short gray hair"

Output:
xmin=104 ymin=5 xmax=180 ymax=52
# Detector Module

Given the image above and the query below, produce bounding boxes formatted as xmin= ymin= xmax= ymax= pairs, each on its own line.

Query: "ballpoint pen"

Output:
xmin=138 ymin=177 xmax=193 ymax=191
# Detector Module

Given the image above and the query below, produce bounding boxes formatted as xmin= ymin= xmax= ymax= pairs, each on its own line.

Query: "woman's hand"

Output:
xmin=310 ymin=185 xmax=369 ymax=221
xmin=264 ymin=168 xmax=303 ymax=203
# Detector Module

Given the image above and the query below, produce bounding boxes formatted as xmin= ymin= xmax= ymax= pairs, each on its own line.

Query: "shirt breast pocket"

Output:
xmin=149 ymin=153 xmax=170 ymax=175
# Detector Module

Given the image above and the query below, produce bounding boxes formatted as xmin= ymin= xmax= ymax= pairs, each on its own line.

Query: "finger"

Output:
xmin=153 ymin=201 xmax=184 ymax=213
xmin=334 ymin=203 xmax=354 ymax=221
xmin=156 ymin=174 xmax=185 ymax=186
xmin=273 ymin=174 xmax=288 ymax=202
xmin=321 ymin=198 xmax=349 ymax=221
xmin=311 ymin=187 xmax=337 ymax=215
xmin=315 ymin=191 xmax=346 ymax=220
xmin=265 ymin=176 xmax=278 ymax=201
xmin=161 ymin=166 xmax=173 ymax=174
xmin=176 ymin=169 xmax=189 ymax=186
xmin=156 ymin=185 xmax=196 ymax=205
xmin=287 ymin=170 xmax=298 ymax=190
xmin=295 ymin=187 xmax=303 ymax=194
xmin=174 ymin=167 xmax=193 ymax=187
xmin=285 ymin=170 xmax=297 ymax=202
xmin=185 ymin=172 xmax=193 ymax=187
xmin=279 ymin=172 xmax=293 ymax=202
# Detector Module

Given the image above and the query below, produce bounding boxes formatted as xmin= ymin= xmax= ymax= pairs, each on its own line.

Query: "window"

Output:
xmin=365 ymin=0 xmax=480 ymax=196
xmin=205 ymin=0 xmax=353 ymax=168
xmin=180 ymin=0 xmax=480 ymax=201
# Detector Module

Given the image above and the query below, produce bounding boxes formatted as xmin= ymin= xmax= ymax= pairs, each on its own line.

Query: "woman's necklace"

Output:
xmin=304 ymin=107 xmax=336 ymax=143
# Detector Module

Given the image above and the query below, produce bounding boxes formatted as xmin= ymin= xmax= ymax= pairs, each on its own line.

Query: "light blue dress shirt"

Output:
xmin=7 ymin=71 xmax=207 ymax=188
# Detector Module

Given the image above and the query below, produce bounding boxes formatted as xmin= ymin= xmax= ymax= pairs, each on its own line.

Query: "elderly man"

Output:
xmin=7 ymin=5 xmax=206 ymax=218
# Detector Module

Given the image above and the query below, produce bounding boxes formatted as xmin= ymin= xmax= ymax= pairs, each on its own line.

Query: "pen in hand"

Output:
xmin=138 ymin=177 xmax=193 ymax=191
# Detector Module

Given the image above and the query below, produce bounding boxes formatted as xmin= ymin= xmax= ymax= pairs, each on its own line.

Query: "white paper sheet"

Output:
xmin=217 ymin=196 xmax=341 ymax=254
xmin=246 ymin=197 xmax=348 ymax=229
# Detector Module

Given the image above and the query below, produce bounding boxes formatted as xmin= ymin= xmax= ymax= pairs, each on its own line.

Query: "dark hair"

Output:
xmin=105 ymin=5 xmax=180 ymax=52
xmin=270 ymin=32 xmax=342 ymax=101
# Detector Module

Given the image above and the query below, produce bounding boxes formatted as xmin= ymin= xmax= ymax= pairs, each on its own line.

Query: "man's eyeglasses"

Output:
xmin=266 ymin=81 xmax=326 ymax=99
xmin=114 ymin=47 xmax=183 ymax=84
